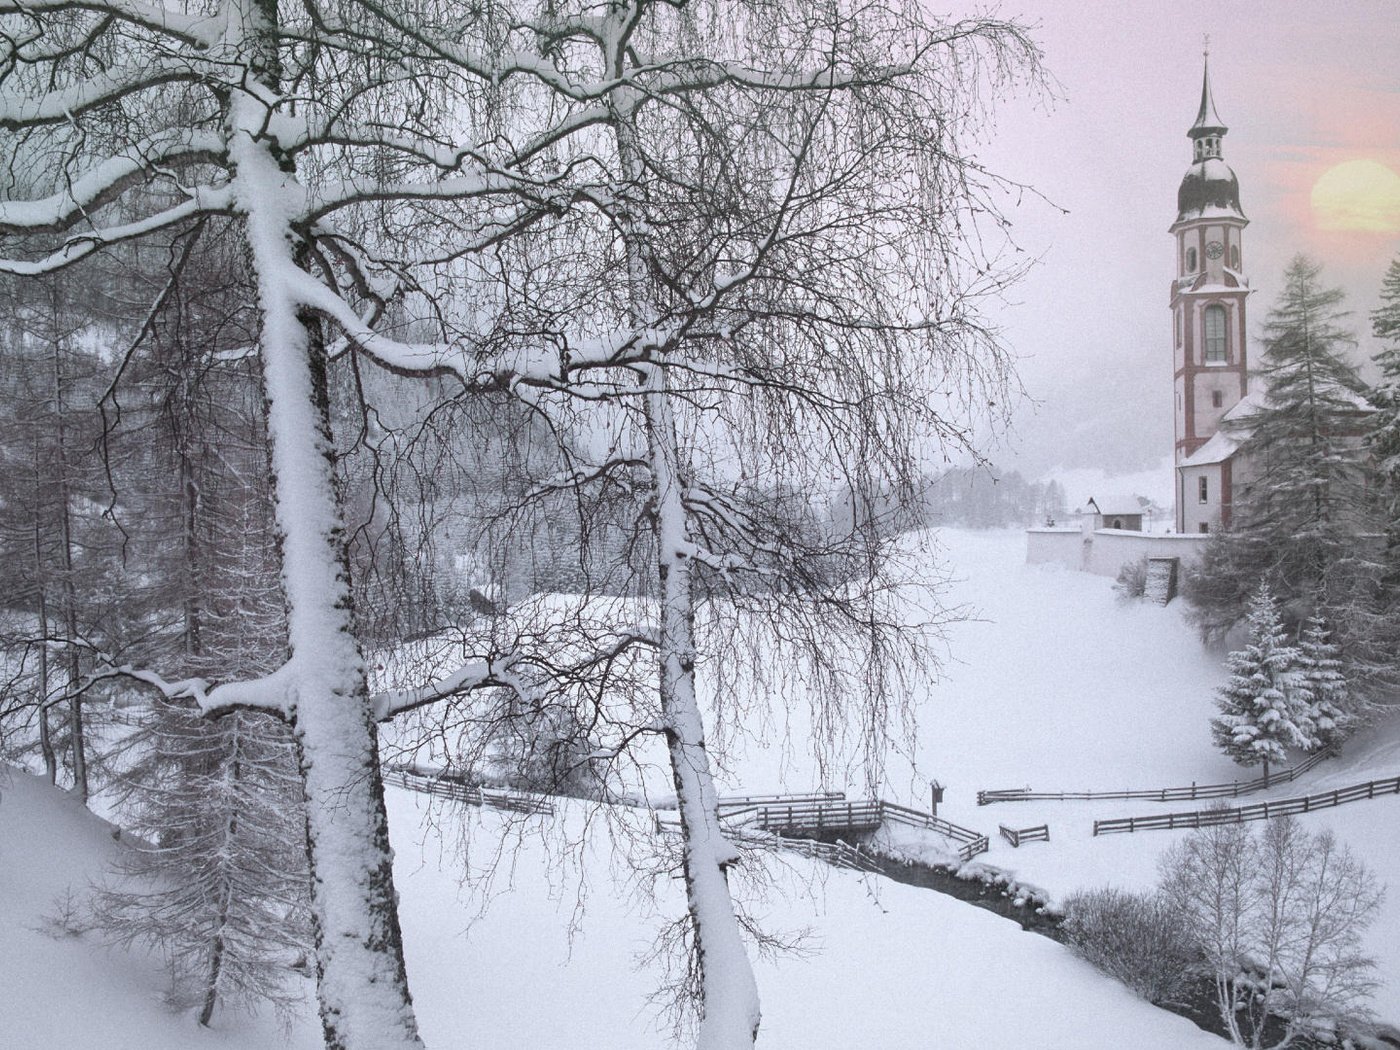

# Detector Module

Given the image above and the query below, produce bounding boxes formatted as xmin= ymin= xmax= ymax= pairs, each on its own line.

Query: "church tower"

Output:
xmin=1171 ymin=51 xmax=1250 ymax=534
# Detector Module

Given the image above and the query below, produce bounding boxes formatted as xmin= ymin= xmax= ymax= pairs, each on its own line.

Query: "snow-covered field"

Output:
xmin=5 ymin=526 xmax=1400 ymax=1046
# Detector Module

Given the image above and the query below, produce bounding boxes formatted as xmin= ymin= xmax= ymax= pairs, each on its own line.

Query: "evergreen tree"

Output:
xmin=1296 ymin=615 xmax=1351 ymax=750
xmin=1232 ymin=256 xmax=1372 ymax=577
xmin=97 ymin=702 xmax=311 ymax=1025
xmin=1368 ymin=255 xmax=1400 ymax=519
xmin=1187 ymin=256 xmax=1386 ymax=698
xmin=1211 ymin=587 xmax=1314 ymax=778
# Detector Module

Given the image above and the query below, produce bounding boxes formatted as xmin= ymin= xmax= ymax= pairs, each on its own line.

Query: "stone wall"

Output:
xmin=1027 ymin=527 xmax=1210 ymax=579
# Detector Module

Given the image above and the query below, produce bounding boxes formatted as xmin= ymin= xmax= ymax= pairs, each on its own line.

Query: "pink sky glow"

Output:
xmin=953 ymin=1 xmax=1400 ymax=476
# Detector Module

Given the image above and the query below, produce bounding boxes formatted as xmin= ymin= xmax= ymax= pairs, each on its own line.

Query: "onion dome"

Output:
xmin=1176 ymin=55 xmax=1245 ymax=223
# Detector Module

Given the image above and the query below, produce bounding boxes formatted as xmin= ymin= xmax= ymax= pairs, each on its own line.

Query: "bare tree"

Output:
xmin=1161 ymin=815 xmax=1382 ymax=1049
xmin=0 ymin=0 xmax=1036 ymax=1046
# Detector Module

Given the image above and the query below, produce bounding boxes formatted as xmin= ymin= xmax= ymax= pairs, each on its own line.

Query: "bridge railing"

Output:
xmin=978 ymin=749 xmax=1333 ymax=806
xmin=654 ymin=795 xmax=990 ymax=862
xmin=1092 ymin=774 xmax=1400 ymax=836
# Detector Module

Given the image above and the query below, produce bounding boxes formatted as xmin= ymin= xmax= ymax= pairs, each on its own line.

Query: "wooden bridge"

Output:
xmin=659 ymin=793 xmax=990 ymax=862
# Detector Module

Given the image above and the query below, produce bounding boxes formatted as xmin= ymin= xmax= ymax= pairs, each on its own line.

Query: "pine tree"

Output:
xmin=1211 ymin=587 xmax=1314 ymax=778
xmin=1296 ymin=615 xmax=1351 ymax=750
xmin=1232 ymin=256 xmax=1373 ymax=576
xmin=1369 ymin=255 xmax=1400 ymax=517
xmin=1187 ymin=256 xmax=1386 ymax=695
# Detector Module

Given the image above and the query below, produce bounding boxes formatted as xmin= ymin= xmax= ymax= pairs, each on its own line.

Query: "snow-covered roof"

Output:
xmin=1082 ymin=495 xmax=1145 ymax=516
xmin=1180 ymin=389 xmax=1263 ymax=467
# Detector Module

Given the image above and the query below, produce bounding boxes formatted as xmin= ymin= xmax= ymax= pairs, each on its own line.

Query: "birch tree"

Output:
xmin=0 ymin=0 xmax=1037 ymax=1045
xmin=464 ymin=5 xmax=1039 ymax=1044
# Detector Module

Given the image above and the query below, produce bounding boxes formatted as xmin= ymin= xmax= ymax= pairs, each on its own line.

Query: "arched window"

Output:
xmin=1230 ymin=244 xmax=1240 ymax=270
xmin=1186 ymin=247 xmax=1198 ymax=272
xmin=1204 ymin=304 xmax=1227 ymax=363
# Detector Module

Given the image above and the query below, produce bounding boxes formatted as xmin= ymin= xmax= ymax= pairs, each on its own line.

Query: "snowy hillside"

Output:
xmin=2 ymin=763 xmax=1227 ymax=1049
xmin=9 ymin=526 xmax=1400 ymax=1046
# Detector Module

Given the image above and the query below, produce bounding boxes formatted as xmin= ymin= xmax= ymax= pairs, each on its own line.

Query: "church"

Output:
xmin=1170 ymin=54 xmax=1254 ymax=535
xmin=1028 ymin=55 xmax=1255 ymax=580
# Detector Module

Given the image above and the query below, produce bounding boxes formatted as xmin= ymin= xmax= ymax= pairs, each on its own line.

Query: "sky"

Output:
xmin=950 ymin=1 xmax=1400 ymax=479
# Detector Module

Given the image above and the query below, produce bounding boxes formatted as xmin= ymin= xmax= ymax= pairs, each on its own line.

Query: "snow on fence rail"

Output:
xmin=998 ymin=824 xmax=1050 ymax=848
xmin=778 ymin=836 xmax=883 ymax=874
xmin=1091 ymin=773 xmax=1400 ymax=836
xmin=382 ymin=767 xmax=554 ymax=816
xmin=662 ymin=796 xmax=990 ymax=862
xmin=977 ymin=749 xmax=1333 ymax=806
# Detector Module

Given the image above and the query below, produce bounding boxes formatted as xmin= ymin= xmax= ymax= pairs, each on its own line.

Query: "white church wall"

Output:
xmin=1178 ymin=462 xmax=1220 ymax=534
xmin=1086 ymin=529 xmax=1209 ymax=577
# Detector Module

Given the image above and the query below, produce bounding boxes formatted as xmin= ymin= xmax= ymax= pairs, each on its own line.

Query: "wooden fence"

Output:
xmin=383 ymin=767 xmax=554 ymax=816
xmin=1092 ymin=774 xmax=1400 ymax=836
xmin=998 ymin=824 xmax=1049 ymax=848
xmin=978 ymin=749 xmax=1333 ymax=806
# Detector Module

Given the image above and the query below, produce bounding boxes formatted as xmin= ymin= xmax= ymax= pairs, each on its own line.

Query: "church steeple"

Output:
xmin=1175 ymin=47 xmax=1244 ymax=225
xmin=1169 ymin=48 xmax=1251 ymax=534
xmin=1189 ymin=49 xmax=1227 ymax=160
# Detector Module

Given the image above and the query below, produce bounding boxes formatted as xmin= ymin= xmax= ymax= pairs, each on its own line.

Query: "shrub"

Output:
xmin=1061 ymin=886 xmax=1199 ymax=1005
xmin=1114 ymin=557 xmax=1148 ymax=600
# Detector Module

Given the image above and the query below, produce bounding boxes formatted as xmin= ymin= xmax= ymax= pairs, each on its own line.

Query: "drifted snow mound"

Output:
xmin=0 ymin=767 xmax=320 ymax=1050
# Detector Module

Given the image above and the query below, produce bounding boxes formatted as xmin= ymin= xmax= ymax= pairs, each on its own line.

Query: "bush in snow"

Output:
xmin=1160 ymin=813 xmax=1382 ymax=1049
xmin=1061 ymin=887 xmax=1199 ymax=1005
xmin=1114 ymin=557 xmax=1149 ymax=601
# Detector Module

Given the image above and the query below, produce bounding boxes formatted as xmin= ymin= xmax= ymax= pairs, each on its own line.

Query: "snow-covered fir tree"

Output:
xmin=1211 ymin=587 xmax=1314 ymax=778
xmin=1296 ymin=615 xmax=1351 ymax=750
xmin=1188 ymin=256 xmax=1388 ymax=698
xmin=1368 ymin=255 xmax=1400 ymax=503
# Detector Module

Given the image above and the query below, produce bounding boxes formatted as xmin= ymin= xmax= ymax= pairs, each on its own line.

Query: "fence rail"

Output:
xmin=999 ymin=824 xmax=1050 ymax=848
xmin=978 ymin=750 xmax=1333 ymax=806
xmin=383 ymin=767 xmax=554 ymax=816
xmin=1092 ymin=774 xmax=1400 ymax=836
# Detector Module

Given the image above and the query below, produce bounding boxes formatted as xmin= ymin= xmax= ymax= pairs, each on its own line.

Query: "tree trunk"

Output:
xmin=199 ymin=750 xmax=238 ymax=1028
xmin=51 ymin=324 xmax=87 ymax=803
xmin=234 ymin=122 xmax=422 ymax=1049
xmin=644 ymin=364 xmax=761 ymax=1049
xmin=34 ymin=517 xmax=56 ymax=785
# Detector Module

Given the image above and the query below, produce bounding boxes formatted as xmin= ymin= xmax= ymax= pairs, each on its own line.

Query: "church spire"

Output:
xmin=1189 ymin=44 xmax=1227 ymax=159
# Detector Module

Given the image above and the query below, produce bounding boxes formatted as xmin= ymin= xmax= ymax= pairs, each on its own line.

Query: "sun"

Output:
xmin=1310 ymin=159 xmax=1400 ymax=233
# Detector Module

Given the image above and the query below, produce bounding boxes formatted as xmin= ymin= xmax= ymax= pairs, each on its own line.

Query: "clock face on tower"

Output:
xmin=1205 ymin=240 xmax=1224 ymax=259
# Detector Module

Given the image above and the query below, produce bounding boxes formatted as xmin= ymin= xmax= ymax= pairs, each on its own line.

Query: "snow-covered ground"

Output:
xmin=6 ymin=525 xmax=1400 ymax=1046
xmin=705 ymin=527 xmax=1400 ymax=1025
xmin=2 ymin=764 xmax=1226 ymax=1049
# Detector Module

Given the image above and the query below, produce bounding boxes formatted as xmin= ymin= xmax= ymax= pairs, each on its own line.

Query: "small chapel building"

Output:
xmin=1170 ymin=54 xmax=1252 ymax=535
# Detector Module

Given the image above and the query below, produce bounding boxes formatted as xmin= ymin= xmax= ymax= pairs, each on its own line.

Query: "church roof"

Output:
xmin=1180 ymin=390 xmax=1262 ymax=467
xmin=1175 ymin=55 xmax=1245 ymax=224
xmin=1189 ymin=56 xmax=1227 ymax=138
xmin=1177 ymin=157 xmax=1245 ymax=223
